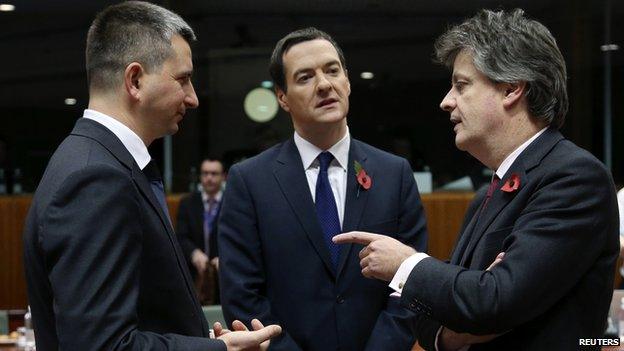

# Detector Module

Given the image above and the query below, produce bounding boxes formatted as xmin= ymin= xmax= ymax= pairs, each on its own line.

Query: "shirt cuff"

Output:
xmin=388 ymin=252 xmax=429 ymax=295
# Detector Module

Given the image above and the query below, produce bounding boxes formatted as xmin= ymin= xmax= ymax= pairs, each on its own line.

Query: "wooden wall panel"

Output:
xmin=420 ymin=192 xmax=474 ymax=260
xmin=0 ymin=196 xmax=31 ymax=310
xmin=1 ymin=193 xmax=473 ymax=309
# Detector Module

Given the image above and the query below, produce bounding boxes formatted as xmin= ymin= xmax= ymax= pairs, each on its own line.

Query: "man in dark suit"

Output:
xmin=335 ymin=9 xmax=619 ymax=351
xmin=22 ymin=2 xmax=280 ymax=350
xmin=177 ymin=158 xmax=225 ymax=304
xmin=218 ymin=27 xmax=428 ymax=351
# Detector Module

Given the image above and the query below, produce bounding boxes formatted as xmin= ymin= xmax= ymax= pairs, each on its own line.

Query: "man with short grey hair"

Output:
xmin=23 ymin=2 xmax=280 ymax=350
xmin=335 ymin=9 xmax=619 ymax=350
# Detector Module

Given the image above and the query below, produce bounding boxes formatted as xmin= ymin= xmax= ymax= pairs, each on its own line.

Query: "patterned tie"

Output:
xmin=315 ymin=151 xmax=342 ymax=269
xmin=203 ymin=198 xmax=218 ymax=254
xmin=142 ymin=160 xmax=172 ymax=224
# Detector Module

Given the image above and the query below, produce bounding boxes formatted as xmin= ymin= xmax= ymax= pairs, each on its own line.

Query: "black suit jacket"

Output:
xmin=177 ymin=191 xmax=219 ymax=275
xmin=219 ymin=137 xmax=428 ymax=351
xmin=403 ymin=128 xmax=619 ymax=350
xmin=23 ymin=118 xmax=225 ymax=351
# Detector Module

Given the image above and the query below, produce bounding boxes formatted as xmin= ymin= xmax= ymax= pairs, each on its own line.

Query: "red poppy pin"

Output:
xmin=500 ymin=173 xmax=520 ymax=193
xmin=354 ymin=161 xmax=372 ymax=196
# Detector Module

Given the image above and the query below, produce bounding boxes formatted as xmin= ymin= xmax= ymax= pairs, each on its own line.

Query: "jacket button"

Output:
xmin=336 ymin=295 xmax=345 ymax=304
xmin=409 ymin=302 xmax=416 ymax=309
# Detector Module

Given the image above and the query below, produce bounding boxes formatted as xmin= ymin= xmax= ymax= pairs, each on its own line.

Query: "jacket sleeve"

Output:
xmin=39 ymin=164 xmax=225 ymax=351
xmin=400 ymin=156 xmax=619 ymax=335
xmin=218 ymin=165 xmax=304 ymax=351
xmin=365 ymin=158 xmax=429 ymax=350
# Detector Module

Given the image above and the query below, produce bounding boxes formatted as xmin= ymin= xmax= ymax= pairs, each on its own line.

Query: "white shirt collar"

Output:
xmin=201 ymin=189 xmax=223 ymax=203
xmin=293 ymin=127 xmax=350 ymax=171
xmin=495 ymin=127 xmax=548 ymax=179
xmin=82 ymin=109 xmax=151 ymax=170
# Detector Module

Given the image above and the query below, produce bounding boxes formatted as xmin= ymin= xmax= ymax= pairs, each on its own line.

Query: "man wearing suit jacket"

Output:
xmin=218 ymin=27 xmax=428 ymax=351
xmin=22 ymin=2 xmax=280 ymax=350
xmin=335 ymin=9 xmax=619 ymax=351
xmin=177 ymin=158 xmax=225 ymax=303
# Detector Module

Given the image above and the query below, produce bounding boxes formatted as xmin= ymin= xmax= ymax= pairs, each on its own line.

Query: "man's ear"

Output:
xmin=124 ymin=62 xmax=144 ymax=101
xmin=502 ymin=81 xmax=526 ymax=109
xmin=276 ymin=87 xmax=290 ymax=112
xmin=344 ymin=68 xmax=351 ymax=96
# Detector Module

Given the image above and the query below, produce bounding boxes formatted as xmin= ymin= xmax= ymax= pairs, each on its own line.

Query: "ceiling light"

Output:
xmin=261 ymin=80 xmax=274 ymax=89
xmin=0 ymin=4 xmax=15 ymax=11
xmin=360 ymin=72 xmax=374 ymax=79
xmin=64 ymin=98 xmax=77 ymax=106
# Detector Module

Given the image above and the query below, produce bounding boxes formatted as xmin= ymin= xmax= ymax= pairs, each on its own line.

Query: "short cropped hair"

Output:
xmin=435 ymin=9 xmax=568 ymax=129
xmin=86 ymin=1 xmax=196 ymax=92
xmin=269 ymin=27 xmax=346 ymax=92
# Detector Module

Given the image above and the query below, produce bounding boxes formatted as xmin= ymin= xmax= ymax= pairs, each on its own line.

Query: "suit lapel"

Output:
xmin=337 ymin=140 xmax=371 ymax=278
xmin=459 ymin=169 xmax=526 ymax=267
xmin=273 ymin=139 xmax=336 ymax=277
xmin=450 ymin=195 xmax=483 ymax=265
xmin=459 ymin=127 xmax=564 ymax=267
xmin=72 ymin=118 xmax=207 ymax=332
xmin=192 ymin=192 xmax=205 ymax=241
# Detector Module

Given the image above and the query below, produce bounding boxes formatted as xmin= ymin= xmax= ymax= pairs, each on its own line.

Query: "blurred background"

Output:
xmin=0 ymin=0 xmax=622 ymax=193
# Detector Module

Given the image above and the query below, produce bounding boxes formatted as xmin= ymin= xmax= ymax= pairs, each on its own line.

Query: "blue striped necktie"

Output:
xmin=315 ymin=151 xmax=342 ymax=269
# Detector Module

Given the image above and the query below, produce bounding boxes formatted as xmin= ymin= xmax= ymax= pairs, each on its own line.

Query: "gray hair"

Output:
xmin=435 ymin=9 xmax=568 ymax=129
xmin=86 ymin=1 xmax=196 ymax=91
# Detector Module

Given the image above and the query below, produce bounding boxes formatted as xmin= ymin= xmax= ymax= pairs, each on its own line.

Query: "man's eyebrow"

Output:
xmin=292 ymin=59 xmax=341 ymax=77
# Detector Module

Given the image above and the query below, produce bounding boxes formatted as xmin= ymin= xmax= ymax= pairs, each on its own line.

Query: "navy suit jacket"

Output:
xmin=218 ymin=137 xmax=428 ymax=351
xmin=177 ymin=191 xmax=220 ymax=276
xmin=403 ymin=128 xmax=619 ymax=350
xmin=23 ymin=118 xmax=225 ymax=350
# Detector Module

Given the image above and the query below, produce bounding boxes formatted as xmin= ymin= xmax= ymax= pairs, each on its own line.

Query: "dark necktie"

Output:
xmin=143 ymin=160 xmax=172 ymax=224
xmin=480 ymin=175 xmax=500 ymax=216
xmin=315 ymin=152 xmax=342 ymax=269
xmin=203 ymin=198 xmax=218 ymax=253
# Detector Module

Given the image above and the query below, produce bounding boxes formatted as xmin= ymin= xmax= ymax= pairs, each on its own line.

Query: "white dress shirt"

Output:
xmin=82 ymin=109 xmax=151 ymax=170
xmin=293 ymin=128 xmax=350 ymax=227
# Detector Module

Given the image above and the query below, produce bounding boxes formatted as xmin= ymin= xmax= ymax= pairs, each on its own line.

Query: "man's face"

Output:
xmin=276 ymin=39 xmax=351 ymax=132
xmin=141 ymin=34 xmax=199 ymax=139
xmin=440 ymin=50 xmax=505 ymax=154
xmin=200 ymin=160 xmax=225 ymax=196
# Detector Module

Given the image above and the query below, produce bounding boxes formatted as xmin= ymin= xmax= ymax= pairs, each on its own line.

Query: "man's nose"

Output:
xmin=440 ymin=89 xmax=455 ymax=112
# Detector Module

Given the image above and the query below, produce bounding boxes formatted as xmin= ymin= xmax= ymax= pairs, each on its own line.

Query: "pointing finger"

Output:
xmin=333 ymin=231 xmax=386 ymax=245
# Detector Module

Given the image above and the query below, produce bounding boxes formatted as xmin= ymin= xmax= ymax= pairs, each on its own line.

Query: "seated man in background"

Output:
xmin=335 ymin=8 xmax=619 ymax=351
xmin=177 ymin=157 xmax=226 ymax=304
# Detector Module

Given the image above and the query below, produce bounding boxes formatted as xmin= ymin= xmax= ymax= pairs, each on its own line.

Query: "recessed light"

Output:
xmin=360 ymin=72 xmax=374 ymax=79
xmin=64 ymin=98 xmax=77 ymax=106
xmin=0 ymin=4 xmax=15 ymax=12
xmin=261 ymin=80 xmax=274 ymax=89
xmin=0 ymin=4 xmax=15 ymax=11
